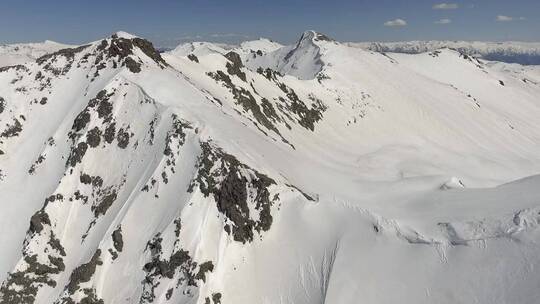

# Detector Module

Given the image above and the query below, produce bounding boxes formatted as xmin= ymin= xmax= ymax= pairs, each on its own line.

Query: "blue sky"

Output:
xmin=0 ymin=0 xmax=538 ymax=46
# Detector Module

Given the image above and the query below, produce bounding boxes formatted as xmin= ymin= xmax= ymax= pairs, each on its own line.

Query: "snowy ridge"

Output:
xmin=0 ymin=40 xmax=74 ymax=67
xmin=238 ymin=38 xmax=282 ymax=55
xmin=169 ymin=42 xmax=232 ymax=57
xmin=1 ymin=31 xmax=540 ymax=303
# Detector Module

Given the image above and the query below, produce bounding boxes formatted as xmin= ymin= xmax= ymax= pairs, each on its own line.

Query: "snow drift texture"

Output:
xmin=1 ymin=31 xmax=540 ymax=304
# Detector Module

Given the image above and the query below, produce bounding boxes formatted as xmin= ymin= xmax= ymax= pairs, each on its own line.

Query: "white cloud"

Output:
xmin=435 ymin=18 xmax=452 ymax=24
xmin=384 ymin=19 xmax=407 ymax=27
xmin=496 ymin=15 xmax=513 ymax=22
xmin=433 ymin=3 xmax=459 ymax=10
xmin=496 ymin=15 xmax=526 ymax=22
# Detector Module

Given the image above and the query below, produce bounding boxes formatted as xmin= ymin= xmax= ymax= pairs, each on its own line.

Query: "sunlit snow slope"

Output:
xmin=1 ymin=30 xmax=540 ymax=304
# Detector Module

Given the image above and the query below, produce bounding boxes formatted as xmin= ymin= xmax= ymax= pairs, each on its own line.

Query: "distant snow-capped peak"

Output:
xmin=350 ymin=40 xmax=540 ymax=65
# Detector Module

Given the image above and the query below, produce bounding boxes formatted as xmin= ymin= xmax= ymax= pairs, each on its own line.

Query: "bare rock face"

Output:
xmin=188 ymin=142 xmax=279 ymax=243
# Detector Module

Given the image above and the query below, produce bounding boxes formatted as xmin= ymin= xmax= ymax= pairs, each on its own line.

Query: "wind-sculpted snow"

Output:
xmin=1 ymin=31 xmax=540 ymax=303
xmin=362 ymin=203 xmax=540 ymax=248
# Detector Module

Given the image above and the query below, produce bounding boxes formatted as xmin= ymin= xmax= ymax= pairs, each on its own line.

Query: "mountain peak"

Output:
xmin=111 ymin=31 xmax=138 ymax=39
xmin=298 ymin=30 xmax=334 ymax=44
xmin=272 ymin=30 xmax=334 ymax=80
xmin=239 ymin=38 xmax=283 ymax=54
xmin=29 ymin=31 xmax=167 ymax=77
xmin=170 ymin=41 xmax=230 ymax=56
xmin=103 ymin=35 xmax=167 ymax=72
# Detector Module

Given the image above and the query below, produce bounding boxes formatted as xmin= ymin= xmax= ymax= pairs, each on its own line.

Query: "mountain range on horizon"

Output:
xmin=4 ymin=30 xmax=540 ymax=66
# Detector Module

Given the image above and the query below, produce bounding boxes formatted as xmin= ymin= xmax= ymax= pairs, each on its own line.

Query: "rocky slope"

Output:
xmin=1 ymin=30 xmax=540 ymax=303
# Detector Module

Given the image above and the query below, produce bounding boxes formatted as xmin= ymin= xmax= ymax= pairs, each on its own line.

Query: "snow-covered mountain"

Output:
xmin=351 ymin=40 xmax=540 ymax=65
xmin=0 ymin=40 xmax=74 ymax=67
xmin=1 ymin=30 xmax=540 ymax=304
